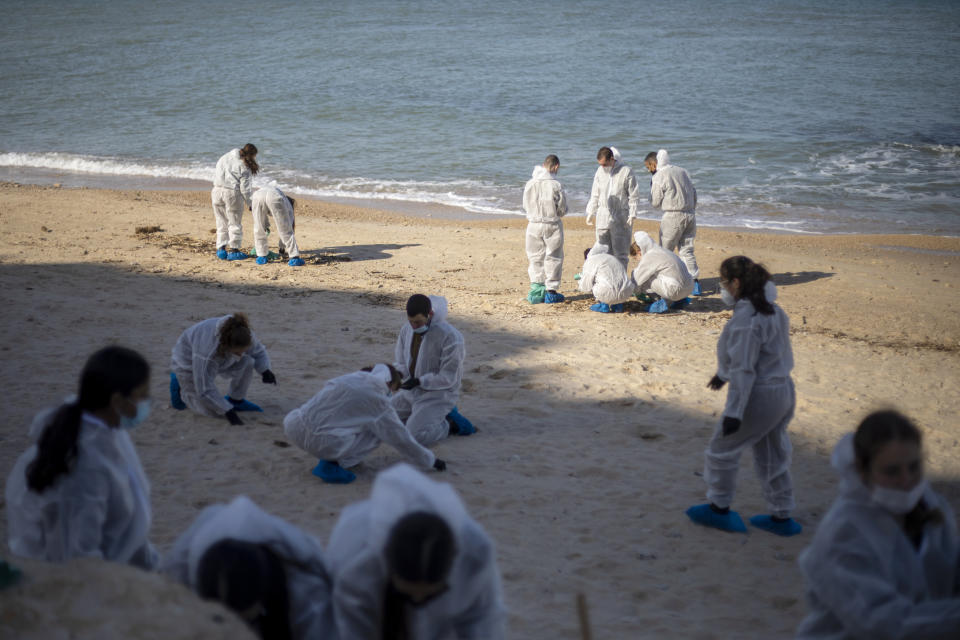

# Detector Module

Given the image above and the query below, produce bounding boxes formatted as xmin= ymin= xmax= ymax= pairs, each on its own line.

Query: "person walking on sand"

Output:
xmin=212 ymin=143 xmax=258 ymax=261
xmin=392 ymin=294 xmax=475 ymax=446
xmin=252 ymin=186 xmax=304 ymax=267
xmin=585 ymin=146 xmax=641 ymax=270
xmin=523 ymin=154 xmax=567 ymax=304
xmin=647 ymin=148 xmax=702 ymax=295
xmin=169 ymin=313 xmax=277 ymax=425
xmin=686 ymin=256 xmax=801 ymax=536
xmin=283 ymin=364 xmax=447 ymax=484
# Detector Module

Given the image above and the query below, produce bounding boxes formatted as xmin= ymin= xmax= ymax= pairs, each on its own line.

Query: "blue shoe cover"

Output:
xmin=225 ymin=396 xmax=263 ymax=412
xmin=227 ymin=251 xmax=248 ymax=261
xmin=312 ymin=460 xmax=356 ymax=484
xmin=749 ymin=515 xmax=802 ymax=537
xmin=216 ymin=249 xmax=228 ymax=260
xmin=670 ymin=297 xmax=692 ymax=310
xmin=589 ymin=302 xmax=611 ymax=313
xmin=685 ymin=504 xmax=747 ymax=533
xmin=288 ymin=257 xmax=305 ymax=267
xmin=544 ymin=291 xmax=565 ymax=304
xmin=648 ymin=299 xmax=669 ymax=314
xmin=447 ymin=406 xmax=476 ymax=436
xmin=169 ymin=373 xmax=186 ymax=410
xmin=692 ymin=281 xmax=703 ymax=296
xmin=610 ymin=303 xmax=624 ymax=313
xmin=255 ymin=256 xmax=268 ymax=265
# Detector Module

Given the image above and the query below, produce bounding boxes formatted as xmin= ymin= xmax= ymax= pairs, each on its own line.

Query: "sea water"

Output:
xmin=1 ymin=0 xmax=958 ymax=234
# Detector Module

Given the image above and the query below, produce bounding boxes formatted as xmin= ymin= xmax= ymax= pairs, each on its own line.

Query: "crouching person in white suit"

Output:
xmin=252 ymin=186 xmax=304 ymax=267
xmin=631 ymin=231 xmax=694 ymax=314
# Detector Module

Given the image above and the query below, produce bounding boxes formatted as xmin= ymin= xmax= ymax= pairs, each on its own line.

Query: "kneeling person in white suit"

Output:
xmin=283 ymin=364 xmax=447 ymax=484
xmin=577 ymin=243 xmax=636 ymax=313
xmin=631 ymin=231 xmax=694 ymax=314
xmin=252 ymin=186 xmax=304 ymax=267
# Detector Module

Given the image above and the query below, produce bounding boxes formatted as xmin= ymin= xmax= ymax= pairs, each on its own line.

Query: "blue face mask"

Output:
xmin=413 ymin=324 xmax=429 ymax=335
xmin=120 ymin=399 xmax=151 ymax=430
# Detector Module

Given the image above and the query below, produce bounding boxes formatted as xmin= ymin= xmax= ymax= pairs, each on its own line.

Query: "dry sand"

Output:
xmin=1 ymin=182 xmax=958 ymax=639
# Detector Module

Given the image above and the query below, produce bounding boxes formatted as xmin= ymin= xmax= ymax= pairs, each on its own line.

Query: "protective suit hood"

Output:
xmin=428 ymin=295 xmax=449 ymax=324
xmin=609 ymin=146 xmax=623 ymax=170
xmin=588 ymin=242 xmax=610 ymax=258
xmin=830 ymin=433 xmax=871 ymax=500
xmin=656 ymin=149 xmax=670 ymax=168
xmin=530 ymin=165 xmax=553 ymax=180
xmin=764 ymin=280 xmax=778 ymax=302
xmin=633 ymin=231 xmax=655 ymax=253
xmin=370 ymin=364 xmax=393 ymax=390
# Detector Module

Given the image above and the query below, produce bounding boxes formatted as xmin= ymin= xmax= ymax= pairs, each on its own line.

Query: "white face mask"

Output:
xmin=720 ymin=287 xmax=737 ymax=307
xmin=120 ymin=399 xmax=151 ymax=430
xmin=871 ymin=479 xmax=927 ymax=515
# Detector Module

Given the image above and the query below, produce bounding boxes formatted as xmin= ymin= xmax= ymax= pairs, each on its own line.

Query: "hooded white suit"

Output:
xmin=392 ymin=296 xmax=465 ymax=447
xmin=631 ymin=231 xmax=694 ymax=302
xmin=326 ymin=464 xmax=506 ymax=640
xmin=650 ymin=149 xmax=699 ymax=279
xmin=161 ymin=496 xmax=334 ymax=640
xmin=523 ymin=165 xmax=567 ymax=290
xmin=585 ymin=147 xmax=640 ymax=269
xmin=704 ymin=282 xmax=796 ymax=516
xmin=252 ymin=186 xmax=300 ymax=259
xmin=577 ymin=243 xmax=635 ymax=305
xmin=211 ymin=148 xmax=254 ymax=250
xmin=796 ymin=435 xmax=960 ymax=639
xmin=283 ymin=369 xmax=436 ymax=470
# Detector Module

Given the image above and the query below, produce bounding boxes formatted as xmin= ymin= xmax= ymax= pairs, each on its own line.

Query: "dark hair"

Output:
xmin=583 ymin=247 xmax=592 ymax=261
xmin=386 ymin=511 xmax=456 ymax=584
xmin=406 ymin=294 xmax=432 ymax=318
xmin=720 ymin=256 xmax=774 ymax=315
xmin=217 ymin=313 xmax=253 ymax=357
xmin=596 ymin=147 xmax=613 ymax=162
xmin=26 ymin=346 xmax=150 ymax=493
xmin=197 ymin=539 xmax=291 ymax=640
xmin=853 ymin=410 xmax=922 ymax=474
xmin=240 ymin=143 xmax=260 ymax=175
xmin=644 ymin=152 xmax=657 ymax=162
xmin=361 ymin=364 xmax=404 ymax=388
xmin=543 ymin=154 xmax=559 ymax=170
xmin=285 ymin=195 xmax=295 ymax=212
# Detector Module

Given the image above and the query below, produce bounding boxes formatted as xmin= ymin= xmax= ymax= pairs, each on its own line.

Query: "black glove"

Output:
xmin=707 ymin=375 xmax=727 ymax=391
xmin=225 ymin=409 xmax=244 ymax=426
xmin=262 ymin=369 xmax=277 ymax=385
xmin=433 ymin=458 xmax=447 ymax=472
xmin=400 ymin=377 xmax=420 ymax=390
xmin=722 ymin=416 xmax=741 ymax=436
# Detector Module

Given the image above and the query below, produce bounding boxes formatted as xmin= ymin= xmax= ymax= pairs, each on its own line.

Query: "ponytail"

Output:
xmin=26 ymin=346 xmax=150 ymax=492
xmin=720 ymin=256 xmax=774 ymax=315
xmin=240 ymin=143 xmax=259 ymax=175
xmin=217 ymin=313 xmax=253 ymax=357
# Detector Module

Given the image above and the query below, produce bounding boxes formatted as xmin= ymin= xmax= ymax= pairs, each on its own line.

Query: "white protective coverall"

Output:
xmin=650 ymin=149 xmax=699 ymax=279
xmin=392 ymin=296 xmax=465 ymax=447
xmin=585 ymin=147 xmax=640 ymax=269
xmin=161 ymin=496 xmax=334 ymax=640
xmin=211 ymin=148 xmax=254 ymax=250
xmin=796 ymin=434 xmax=960 ymax=639
xmin=252 ymin=186 xmax=300 ymax=259
xmin=170 ymin=315 xmax=271 ymax=417
xmin=523 ymin=165 xmax=567 ymax=290
xmin=5 ymin=409 xmax=158 ymax=568
xmin=705 ymin=282 xmax=796 ymax=516
xmin=631 ymin=231 xmax=694 ymax=302
xmin=283 ymin=369 xmax=436 ymax=469
xmin=577 ymin=243 xmax=636 ymax=305
xmin=326 ymin=463 xmax=506 ymax=640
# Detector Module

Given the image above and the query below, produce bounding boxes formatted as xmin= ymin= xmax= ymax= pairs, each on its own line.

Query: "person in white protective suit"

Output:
xmin=212 ymin=143 xmax=259 ymax=261
xmin=5 ymin=346 xmax=159 ymax=569
xmin=283 ymin=364 xmax=448 ymax=484
xmin=577 ymin=242 xmax=636 ymax=313
xmin=647 ymin=148 xmax=702 ymax=295
xmin=631 ymin=231 xmax=694 ymax=314
xmin=326 ymin=463 xmax=507 ymax=640
xmin=796 ymin=410 xmax=960 ymax=639
xmin=392 ymin=294 xmax=475 ymax=447
xmin=169 ymin=312 xmax=277 ymax=425
xmin=686 ymin=255 xmax=801 ymax=535
xmin=585 ymin=146 xmax=641 ymax=270
xmin=522 ymin=154 xmax=568 ymax=304
xmin=251 ymin=186 xmax=304 ymax=267
xmin=161 ymin=496 xmax=334 ymax=640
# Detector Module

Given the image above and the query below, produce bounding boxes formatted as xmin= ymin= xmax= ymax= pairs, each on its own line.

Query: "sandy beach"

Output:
xmin=1 ymin=182 xmax=959 ymax=639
